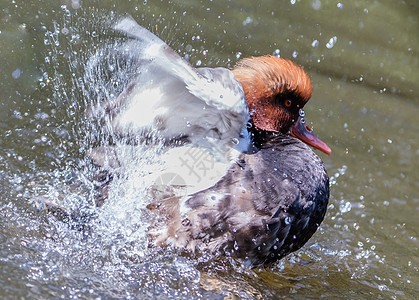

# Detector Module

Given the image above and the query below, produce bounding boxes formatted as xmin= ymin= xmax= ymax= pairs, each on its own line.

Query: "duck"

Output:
xmin=81 ymin=17 xmax=331 ymax=267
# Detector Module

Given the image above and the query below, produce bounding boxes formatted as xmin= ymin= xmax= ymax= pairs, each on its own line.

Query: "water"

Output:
xmin=1 ymin=0 xmax=418 ymax=298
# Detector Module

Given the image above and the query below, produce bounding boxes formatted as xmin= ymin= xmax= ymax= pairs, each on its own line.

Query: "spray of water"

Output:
xmin=32 ymin=9 xmax=178 ymax=271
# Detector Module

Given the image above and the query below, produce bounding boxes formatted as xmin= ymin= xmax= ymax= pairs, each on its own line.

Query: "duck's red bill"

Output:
xmin=291 ymin=116 xmax=331 ymax=155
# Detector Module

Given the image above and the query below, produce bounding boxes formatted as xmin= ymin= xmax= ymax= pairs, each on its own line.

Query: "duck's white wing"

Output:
xmin=94 ymin=17 xmax=250 ymax=154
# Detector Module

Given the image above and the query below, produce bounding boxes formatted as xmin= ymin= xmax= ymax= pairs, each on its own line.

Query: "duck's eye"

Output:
xmin=284 ymin=99 xmax=292 ymax=107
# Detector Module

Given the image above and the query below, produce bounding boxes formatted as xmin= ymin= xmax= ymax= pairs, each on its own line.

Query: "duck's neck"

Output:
xmin=247 ymin=127 xmax=286 ymax=151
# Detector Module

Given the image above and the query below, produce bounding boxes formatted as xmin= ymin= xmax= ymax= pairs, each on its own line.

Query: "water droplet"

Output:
xmin=232 ymin=138 xmax=239 ymax=145
xmin=62 ymin=27 xmax=69 ymax=35
xmin=311 ymin=0 xmax=321 ymax=10
xmin=340 ymin=201 xmax=352 ymax=213
xmin=234 ymin=241 xmax=239 ymax=251
xmin=326 ymin=36 xmax=337 ymax=49
xmin=242 ymin=17 xmax=253 ymax=26
xmin=311 ymin=40 xmax=319 ymax=47
xmin=12 ymin=68 xmax=22 ymax=79
xmin=181 ymin=218 xmax=190 ymax=226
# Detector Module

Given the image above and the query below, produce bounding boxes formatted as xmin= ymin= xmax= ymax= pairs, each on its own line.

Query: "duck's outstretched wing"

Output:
xmin=92 ymin=17 xmax=250 ymax=154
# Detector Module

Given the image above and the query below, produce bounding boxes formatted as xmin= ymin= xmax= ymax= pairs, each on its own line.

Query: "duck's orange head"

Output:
xmin=232 ymin=55 xmax=311 ymax=134
xmin=232 ymin=55 xmax=331 ymax=155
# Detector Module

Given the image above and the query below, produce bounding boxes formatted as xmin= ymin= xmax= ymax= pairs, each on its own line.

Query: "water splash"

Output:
xmin=25 ymin=10 xmax=177 ymax=277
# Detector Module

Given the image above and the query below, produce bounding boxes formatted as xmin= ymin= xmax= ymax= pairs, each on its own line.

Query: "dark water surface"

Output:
xmin=1 ymin=0 xmax=418 ymax=299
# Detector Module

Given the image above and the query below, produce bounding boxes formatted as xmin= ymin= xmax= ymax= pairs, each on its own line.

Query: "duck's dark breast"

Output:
xmin=160 ymin=135 xmax=329 ymax=267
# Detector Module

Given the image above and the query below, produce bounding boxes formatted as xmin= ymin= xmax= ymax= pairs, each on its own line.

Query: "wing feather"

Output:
xmin=95 ymin=17 xmax=250 ymax=155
